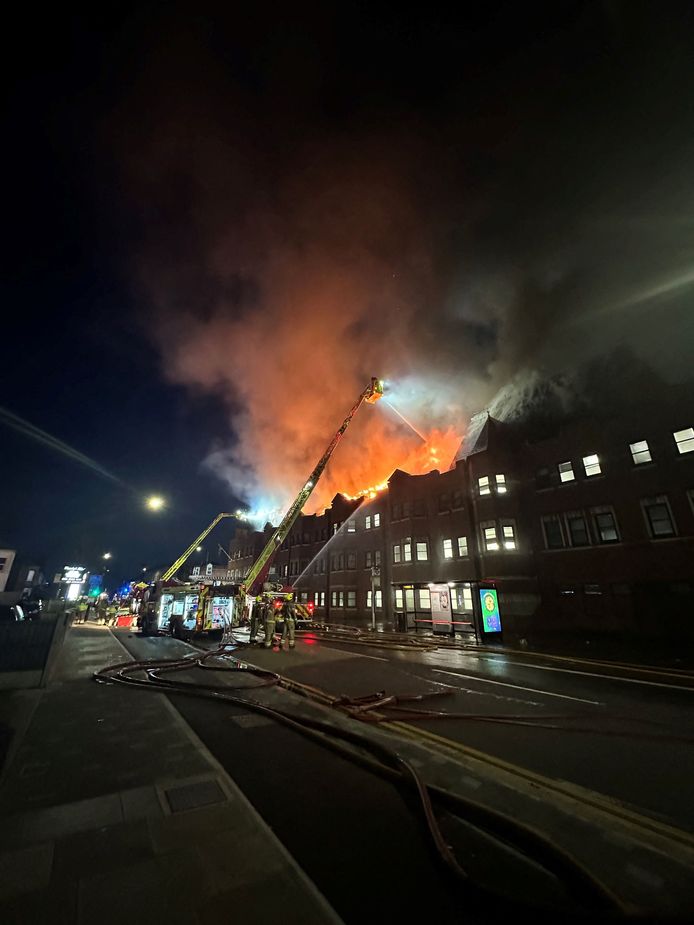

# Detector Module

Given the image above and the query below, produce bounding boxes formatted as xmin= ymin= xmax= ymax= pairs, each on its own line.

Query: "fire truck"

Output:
xmin=140 ymin=377 xmax=383 ymax=637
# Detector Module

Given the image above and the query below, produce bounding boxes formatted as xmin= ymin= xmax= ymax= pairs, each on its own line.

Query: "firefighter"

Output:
xmin=263 ymin=600 xmax=278 ymax=649
xmin=249 ymin=596 xmax=264 ymax=643
xmin=280 ymin=594 xmax=297 ymax=650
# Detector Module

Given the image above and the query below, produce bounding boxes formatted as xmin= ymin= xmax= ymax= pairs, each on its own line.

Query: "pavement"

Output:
xmin=0 ymin=624 xmax=343 ymax=925
xmin=4 ymin=621 xmax=694 ymax=921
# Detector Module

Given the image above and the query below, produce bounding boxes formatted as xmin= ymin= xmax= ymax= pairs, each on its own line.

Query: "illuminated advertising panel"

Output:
xmin=479 ymin=588 xmax=502 ymax=634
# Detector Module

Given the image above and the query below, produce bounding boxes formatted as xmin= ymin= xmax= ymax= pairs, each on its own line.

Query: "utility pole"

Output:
xmin=370 ymin=565 xmax=380 ymax=631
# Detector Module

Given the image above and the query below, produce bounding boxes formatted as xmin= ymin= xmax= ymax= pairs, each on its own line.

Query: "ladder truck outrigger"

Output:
xmin=140 ymin=378 xmax=383 ymax=639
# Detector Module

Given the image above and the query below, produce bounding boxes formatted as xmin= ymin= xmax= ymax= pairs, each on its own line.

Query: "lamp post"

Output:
xmin=370 ymin=566 xmax=380 ymax=632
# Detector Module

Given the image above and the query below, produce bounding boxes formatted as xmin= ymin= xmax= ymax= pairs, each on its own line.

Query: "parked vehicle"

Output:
xmin=0 ymin=603 xmax=26 ymax=622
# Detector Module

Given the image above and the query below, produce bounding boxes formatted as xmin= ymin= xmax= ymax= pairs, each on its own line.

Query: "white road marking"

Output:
xmin=479 ymin=659 xmax=694 ymax=693
xmin=431 ymin=669 xmax=602 ymax=705
xmin=352 ymin=652 xmax=389 ymax=662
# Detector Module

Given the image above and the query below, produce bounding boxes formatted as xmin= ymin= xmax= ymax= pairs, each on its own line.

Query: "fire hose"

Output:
xmin=95 ymin=645 xmax=630 ymax=918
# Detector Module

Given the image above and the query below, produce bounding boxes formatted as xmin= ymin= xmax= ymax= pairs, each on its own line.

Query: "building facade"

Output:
xmin=228 ymin=402 xmax=694 ymax=640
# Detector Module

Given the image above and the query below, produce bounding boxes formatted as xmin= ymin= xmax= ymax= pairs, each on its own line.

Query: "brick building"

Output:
xmin=228 ymin=393 xmax=694 ymax=641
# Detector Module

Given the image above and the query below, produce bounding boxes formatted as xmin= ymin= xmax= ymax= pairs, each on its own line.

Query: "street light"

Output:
xmin=103 ymin=552 xmax=112 ymax=560
xmin=146 ymin=495 xmax=165 ymax=512
xmin=196 ymin=546 xmax=203 ymax=552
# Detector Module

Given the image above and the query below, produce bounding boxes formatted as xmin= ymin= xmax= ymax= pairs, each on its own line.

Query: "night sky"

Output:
xmin=3 ymin=3 xmax=694 ymax=586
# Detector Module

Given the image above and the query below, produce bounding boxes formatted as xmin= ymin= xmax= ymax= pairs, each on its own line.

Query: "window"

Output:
xmin=26 ymin=569 xmax=35 ymax=582
xmin=402 ymin=501 xmax=413 ymax=518
xmin=347 ymin=552 xmax=356 ymax=569
xmin=338 ymin=591 xmax=345 ymax=607
xmin=330 ymin=555 xmax=337 ymax=571
xmin=642 ymin=496 xmax=676 ymax=538
xmin=418 ymin=589 xmax=431 ymax=609
xmin=347 ymin=591 xmax=356 ymax=608
xmin=366 ymin=589 xmax=372 ymax=608
xmin=482 ymin=523 xmax=499 ymax=551
xmin=583 ymin=454 xmax=601 ymax=477
xmin=365 ymin=551 xmax=373 ymax=568
xmin=558 ymin=461 xmax=575 ymax=483
xmin=443 ymin=538 xmax=453 ymax=559
xmin=674 ymin=428 xmax=694 ymax=454
xmin=392 ymin=503 xmax=402 ymax=521
xmin=365 ymin=515 xmax=372 ymax=530
xmin=438 ymin=492 xmax=450 ymax=513
xmin=452 ymin=586 xmax=473 ymax=611
xmin=478 ymin=476 xmax=491 ymax=496
xmin=501 ymin=522 xmax=517 ymax=550
xmin=393 ymin=544 xmax=402 ymax=564
xmin=347 ymin=521 xmax=356 ymax=533
xmin=542 ymin=515 xmax=565 ymax=549
xmin=373 ymin=513 xmax=381 ymax=527
xmin=331 ymin=591 xmax=337 ymax=607
xmin=338 ymin=554 xmax=345 ymax=570
xmin=375 ymin=590 xmax=382 ymax=608
xmin=282 ymin=564 xmax=289 ymax=577
xmin=403 ymin=540 xmax=412 ymax=562
xmin=416 ymin=541 xmax=428 ymax=561
xmin=566 ymin=512 xmax=590 ymax=546
xmin=313 ymin=591 xmax=320 ymax=605
xmin=457 ymin=536 xmax=468 ymax=557
xmin=536 ymin=466 xmax=551 ymax=490
xmin=592 ymin=507 xmax=619 ymax=544
xmin=366 ymin=590 xmax=383 ymax=609
xmin=630 ymin=440 xmax=652 ymax=465
xmin=332 ymin=522 xmax=341 ymax=535
xmin=413 ymin=499 xmax=426 ymax=517
xmin=395 ymin=589 xmax=404 ymax=609
xmin=495 ymin=474 xmax=507 ymax=494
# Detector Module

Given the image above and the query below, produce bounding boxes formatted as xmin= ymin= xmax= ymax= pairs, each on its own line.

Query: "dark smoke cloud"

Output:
xmin=104 ymin=4 xmax=694 ymax=510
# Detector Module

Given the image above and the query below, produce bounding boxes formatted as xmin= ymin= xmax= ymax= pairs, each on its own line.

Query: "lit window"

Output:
xmin=365 ymin=515 xmax=372 ymax=530
xmin=457 ymin=536 xmax=468 ymax=557
xmin=416 ymin=541 xmax=428 ymax=561
xmin=403 ymin=541 xmax=412 ymax=562
xmin=338 ymin=591 xmax=344 ymax=607
xmin=479 ymin=476 xmax=491 ymax=496
xmin=482 ymin=524 xmax=499 ymax=551
xmin=365 ymin=551 xmax=373 ymax=568
xmin=314 ymin=592 xmax=320 ymax=605
xmin=375 ymin=590 xmax=382 ymax=608
xmin=566 ymin=512 xmax=590 ymax=547
xmin=331 ymin=591 xmax=337 ymax=607
xmin=583 ymin=454 xmax=601 ymax=477
xmin=674 ymin=428 xmax=694 ymax=454
xmin=642 ymin=497 xmax=676 ymax=538
xmin=443 ymin=538 xmax=453 ymax=559
xmin=495 ymin=474 xmax=507 ymax=494
xmin=542 ymin=515 xmax=565 ymax=549
xmin=630 ymin=440 xmax=652 ymax=465
xmin=591 ymin=507 xmax=619 ymax=544
xmin=501 ymin=523 xmax=516 ymax=550
xmin=373 ymin=513 xmax=381 ymax=527
xmin=452 ymin=585 xmax=473 ymax=611
xmin=393 ymin=545 xmax=401 ymax=564
xmin=418 ymin=589 xmax=431 ymax=609
xmin=366 ymin=590 xmax=372 ymax=607
xmin=347 ymin=591 xmax=356 ymax=608
xmin=558 ymin=461 xmax=575 ymax=483
xmin=347 ymin=521 xmax=356 ymax=533
xmin=320 ymin=592 xmax=325 ymax=607
xmin=395 ymin=588 xmax=404 ymax=609
xmin=26 ymin=569 xmax=35 ymax=582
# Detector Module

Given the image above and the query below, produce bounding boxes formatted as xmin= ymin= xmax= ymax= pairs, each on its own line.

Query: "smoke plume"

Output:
xmin=106 ymin=7 xmax=694 ymax=513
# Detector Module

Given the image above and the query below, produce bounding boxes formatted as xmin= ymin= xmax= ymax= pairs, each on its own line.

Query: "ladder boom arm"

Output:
xmin=160 ymin=512 xmax=235 ymax=583
xmin=242 ymin=377 xmax=382 ymax=592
